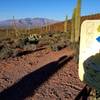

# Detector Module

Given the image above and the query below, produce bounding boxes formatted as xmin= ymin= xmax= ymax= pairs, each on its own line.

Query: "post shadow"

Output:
xmin=75 ymin=85 xmax=92 ymax=100
xmin=0 ymin=55 xmax=73 ymax=100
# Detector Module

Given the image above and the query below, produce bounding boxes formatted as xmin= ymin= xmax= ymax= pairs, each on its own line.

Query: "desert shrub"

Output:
xmin=23 ymin=44 xmax=36 ymax=51
xmin=0 ymin=42 xmax=4 ymax=50
xmin=0 ymin=44 xmax=13 ymax=59
xmin=50 ymin=40 xmax=69 ymax=51
xmin=47 ymin=32 xmax=70 ymax=51
xmin=12 ymin=49 xmax=24 ymax=57
xmin=50 ymin=45 xmax=59 ymax=51
xmin=13 ymin=36 xmax=28 ymax=49
xmin=0 ymin=33 xmax=41 ymax=59
xmin=14 ymin=39 xmax=24 ymax=48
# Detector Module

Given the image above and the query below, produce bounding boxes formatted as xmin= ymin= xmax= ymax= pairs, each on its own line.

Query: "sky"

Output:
xmin=0 ymin=0 xmax=100 ymax=21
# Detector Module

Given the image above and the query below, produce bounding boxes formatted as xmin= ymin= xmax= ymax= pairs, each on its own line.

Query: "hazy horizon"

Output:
xmin=0 ymin=0 xmax=100 ymax=21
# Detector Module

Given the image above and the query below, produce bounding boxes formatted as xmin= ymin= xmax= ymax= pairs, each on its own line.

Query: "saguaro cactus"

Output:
xmin=12 ymin=16 xmax=19 ymax=38
xmin=64 ymin=15 xmax=68 ymax=33
xmin=75 ymin=0 xmax=81 ymax=42
xmin=45 ymin=20 xmax=48 ymax=32
xmin=70 ymin=0 xmax=81 ymax=63
xmin=48 ymin=25 xmax=51 ymax=32
xmin=71 ymin=8 xmax=76 ymax=43
xmin=6 ymin=29 xmax=9 ymax=37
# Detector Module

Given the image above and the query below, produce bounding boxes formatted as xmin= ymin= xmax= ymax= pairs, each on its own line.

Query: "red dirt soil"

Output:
xmin=0 ymin=48 xmax=85 ymax=100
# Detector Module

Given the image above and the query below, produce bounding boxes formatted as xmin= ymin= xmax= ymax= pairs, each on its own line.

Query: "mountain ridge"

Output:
xmin=0 ymin=18 xmax=59 ymax=29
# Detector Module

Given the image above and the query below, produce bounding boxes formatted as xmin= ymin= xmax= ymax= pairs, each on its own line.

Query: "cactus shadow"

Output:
xmin=0 ymin=55 xmax=72 ymax=100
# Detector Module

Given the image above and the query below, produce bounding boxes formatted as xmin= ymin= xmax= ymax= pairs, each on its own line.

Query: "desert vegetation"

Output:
xmin=0 ymin=0 xmax=78 ymax=60
xmin=0 ymin=14 xmax=100 ymax=61
xmin=0 ymin=0 xmax=100 ymax=99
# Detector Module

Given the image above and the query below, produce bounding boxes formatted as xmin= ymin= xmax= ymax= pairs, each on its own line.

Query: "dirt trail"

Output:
xmin=0 ymin=48 xmax=85 ymax=100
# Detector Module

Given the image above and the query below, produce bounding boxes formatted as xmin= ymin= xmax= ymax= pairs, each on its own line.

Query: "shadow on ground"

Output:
xmin=15 ymin=47 xmax=46 ymax=57
xmin=0 ymin=55 xmax=72 ymax=100
xmin=75 ymin=85 xmax=92 ymax=100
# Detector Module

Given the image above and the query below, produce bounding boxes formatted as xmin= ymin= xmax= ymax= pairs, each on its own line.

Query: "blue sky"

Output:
xmin=0 ymin=0 xmax=100 ymax=21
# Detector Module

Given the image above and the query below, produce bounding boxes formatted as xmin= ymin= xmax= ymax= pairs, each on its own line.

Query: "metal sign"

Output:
xmin=79 ymin=20 xmax=100 ymax=81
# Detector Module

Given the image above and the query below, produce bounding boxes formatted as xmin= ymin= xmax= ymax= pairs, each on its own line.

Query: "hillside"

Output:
xmin=48 ymin=13 xmax=100 ymax=33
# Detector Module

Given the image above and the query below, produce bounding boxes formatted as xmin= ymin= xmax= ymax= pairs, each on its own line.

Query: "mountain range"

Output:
xmin=0 ymin=18 xmax=58 ymax=29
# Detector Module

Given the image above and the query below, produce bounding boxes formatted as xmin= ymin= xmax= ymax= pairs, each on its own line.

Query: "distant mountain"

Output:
xmin=0 ymin=18 xmax=59 ymax=29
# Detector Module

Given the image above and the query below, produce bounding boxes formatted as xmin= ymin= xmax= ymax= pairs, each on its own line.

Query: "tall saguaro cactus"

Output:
xmin=64 ymin=16 xmax=68 ymax=33
xmin=12 ymin=16 xmax=19 ymax=38
xmin=75 ymin=0 xmax=81 ymax=42
xmin=70 ymin=0 xmax=81 ymax=63
xmin=71 ymin=8 xmax=76 ymax=43
xmin=45 ymin=20 xmax=48 ymax=32
xmin=48 ymin=24 xmax=50 ymax=32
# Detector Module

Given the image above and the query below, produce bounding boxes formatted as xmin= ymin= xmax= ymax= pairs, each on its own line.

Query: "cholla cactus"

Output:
xmin=64 ymin=16 xmax=68 ymax=33
xmin=28 ymin=34 xmax=41 ymax=44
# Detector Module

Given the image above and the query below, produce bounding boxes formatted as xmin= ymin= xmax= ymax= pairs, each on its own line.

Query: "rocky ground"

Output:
xmin=0 ymin=47 xmax=87 ymax=100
